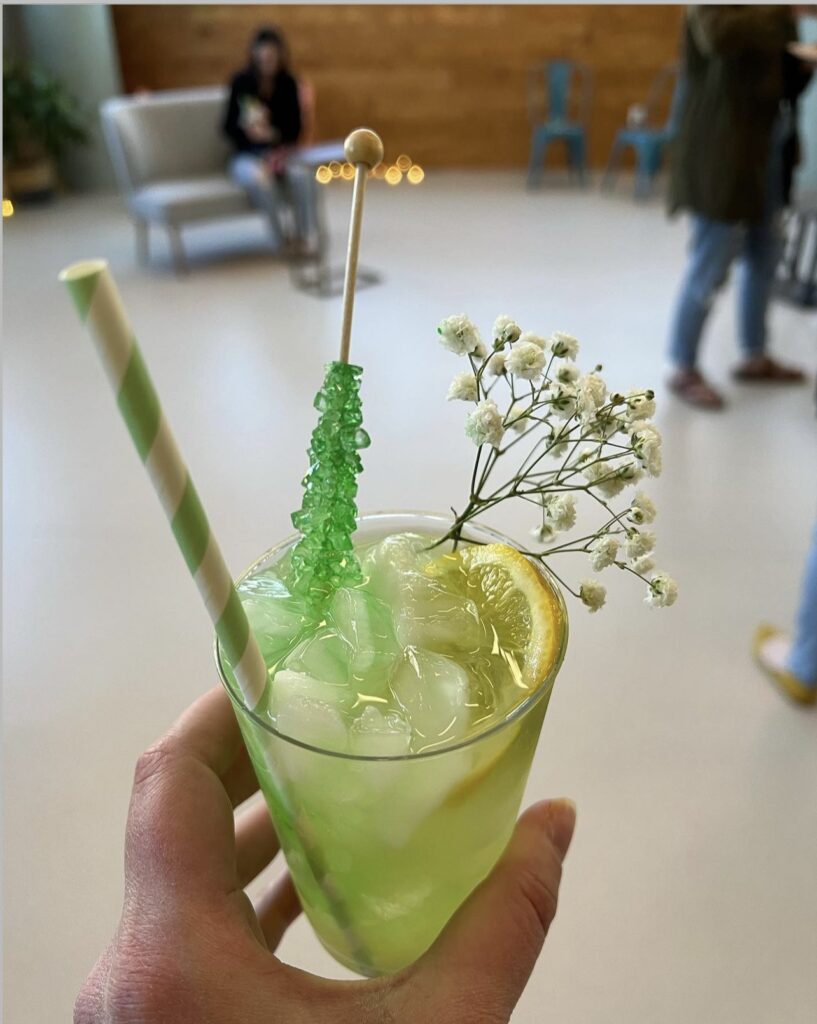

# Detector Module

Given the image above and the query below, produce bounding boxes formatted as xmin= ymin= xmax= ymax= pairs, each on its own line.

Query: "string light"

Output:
xmin=315 ymin=155 xmax=424 ymax=186
xmin=3 ymin=198 xmax=14 ymax=217
xmin=407 ymin=165 xmax=425 ymax=184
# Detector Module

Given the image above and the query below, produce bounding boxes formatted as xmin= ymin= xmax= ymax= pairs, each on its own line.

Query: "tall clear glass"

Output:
xmin=216 ymin=512 xmax=568 ymax=976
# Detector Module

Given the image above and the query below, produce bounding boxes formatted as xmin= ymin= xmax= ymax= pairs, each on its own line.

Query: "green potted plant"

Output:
xmin=3 ymin=61 xmax=89 ymax=201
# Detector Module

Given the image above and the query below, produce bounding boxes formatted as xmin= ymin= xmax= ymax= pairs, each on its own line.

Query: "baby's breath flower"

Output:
xmin=493 ymin=314 xmax=521 ymax=347
xmin=630 ymin=421 xmax=662 ymax=477
xmin=617 ymin=460 xmax=644 ymax=486
xmin=628 ymin=491 xmax=657 ymax=525
xmin=547 ymin=382 xmax=578 ymax=420
xmin=438 ymin=314 xmax=482 ymax=356
xmin=518 ymin=330 xmax=548 ymax=350
xmin=583 ymin=459 xmax=629 ymax=498
xmin=629 ymin=554 xmax=655 ymax=575
xmin=585 ymin=407 xmax=625 ymax=441
xmin=555 ymin=363 xmax=580 ymax=384
xmin=625 ymin=530 xmax=656 ymax=561
xmin=549 ymin=331 xmax=580 ymax=360
xmin=579 ymin=579 xmax=607 ymax=612
xmin=473 ymin=340 xmax=488 ymax=359
xmin=486 ymin=351 xmax=506 ymax=376
xmin=589 ymin=536 xmax=619 ymax=571
xmin=576 ymin=372 xmax=608 ymax=420
xmin=544 ymin=494 xmax=577 ymax=532
xmin=530 ymin=522 xmax=556 ymax=543
xmin=507 ymin=402 xmax=530 ymax=434
xmin=546 ymin=424 xmax=571 ymax=457
xmin=465 ymin=398 xmax=504 ymax=449
xmin=447 ymin=372 xmax=478 ymax=403
xmin=506 ymin=341 xmax=546 ymax=381
xmin=645 ymin=572 xmax=678 ymax=608
xmin=624 ymin=389 xmax=656 ymax=422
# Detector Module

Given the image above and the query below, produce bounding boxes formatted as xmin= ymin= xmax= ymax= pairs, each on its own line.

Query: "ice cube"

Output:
xmin=361 ymin=532 xmax=435 ymax=604
xmin=349 ymin=705 xmax=412 ymax=757
xmin=329 ymin=587 xmax=400 ymax=692
xmin=284 ymin=627 xmax=352 ymax=691
xmin=271 ymin=670 xmax=349 ymax=753
xmin=239 ymin=580 xmax=313 ymax=664
xmin=394 ymin=585 xmax=482 ymax=654
xmin=390 ymin=649 xmax=471 ymax=747
xmin=238 ymin=566 xmax=293 ymax=600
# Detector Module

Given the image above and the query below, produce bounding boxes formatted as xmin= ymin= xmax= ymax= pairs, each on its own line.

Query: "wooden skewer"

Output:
xmin=338 ymin=128 xmax=384 ymax=364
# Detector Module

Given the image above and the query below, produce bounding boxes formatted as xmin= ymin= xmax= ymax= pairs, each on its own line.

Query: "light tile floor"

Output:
xmin=4 ymin=173 xmax=817 ymax=1023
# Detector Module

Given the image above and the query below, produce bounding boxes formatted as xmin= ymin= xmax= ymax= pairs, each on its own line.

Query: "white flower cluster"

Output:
xmin=437 ymin=313 xmax=677 ymax=612
xmin=464 ymin=399 xmax=504 ymax=449
xmin=438 ymin=315 xmax=486 ymax=357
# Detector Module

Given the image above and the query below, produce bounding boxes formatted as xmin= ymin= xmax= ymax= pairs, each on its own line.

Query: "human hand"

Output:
xmin=245 ymin=120 xmax=277 ymax=145
xmin=74 ymin=687 xmax=576 ymax=1024
xmin=788 ymin=41 xmax=817 ymax=65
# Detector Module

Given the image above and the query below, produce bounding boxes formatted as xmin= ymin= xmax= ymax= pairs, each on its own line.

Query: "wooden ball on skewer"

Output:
xmin=344 ymin=128 xmax=384 ymax=169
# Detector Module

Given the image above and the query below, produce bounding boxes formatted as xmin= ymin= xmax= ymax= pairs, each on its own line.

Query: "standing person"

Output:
xmin=224 ymin=26 xmax=315 ymax=252
xmin=666 ymin=6 xmax=813 ymax=410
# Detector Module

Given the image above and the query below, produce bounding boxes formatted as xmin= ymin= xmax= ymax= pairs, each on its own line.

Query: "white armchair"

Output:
xmin=100 ymin=87 xmax=256 ymax=272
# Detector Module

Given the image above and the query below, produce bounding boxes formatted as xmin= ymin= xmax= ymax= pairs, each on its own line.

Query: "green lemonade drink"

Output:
xmin=217 ymin=512 xmax=567 ymax=976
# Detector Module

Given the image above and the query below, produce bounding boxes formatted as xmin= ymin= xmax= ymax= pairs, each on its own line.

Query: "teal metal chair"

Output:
xmin=527 ymin=60 xmax=593 ymax=188
xmin=603 ymin=64 xmax=684 ymax=199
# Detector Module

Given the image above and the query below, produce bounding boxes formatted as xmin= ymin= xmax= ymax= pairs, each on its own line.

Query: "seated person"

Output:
xmin=224 ymin=26 xmax=314 ymax=250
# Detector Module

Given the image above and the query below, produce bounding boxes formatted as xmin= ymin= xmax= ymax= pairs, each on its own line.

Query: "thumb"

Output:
xmin=406 ymin=799 xmax=576 ymax=1021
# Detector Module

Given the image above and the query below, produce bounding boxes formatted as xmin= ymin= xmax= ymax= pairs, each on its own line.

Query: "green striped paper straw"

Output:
xmin=60 ymin=258 xmax=371 ymax=970
xmin=59 ymin=258 xmax=267 ymax=707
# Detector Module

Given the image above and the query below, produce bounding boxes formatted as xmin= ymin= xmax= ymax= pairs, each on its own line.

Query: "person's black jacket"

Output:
xmin=223 ymin=68 xmax=301 ymax=153
xmin=668 ymin=6 xmax=810 ymax=224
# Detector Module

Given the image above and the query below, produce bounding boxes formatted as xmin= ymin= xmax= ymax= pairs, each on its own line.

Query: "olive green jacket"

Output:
xmin=668 ymin=6 xmax=801 ymax=224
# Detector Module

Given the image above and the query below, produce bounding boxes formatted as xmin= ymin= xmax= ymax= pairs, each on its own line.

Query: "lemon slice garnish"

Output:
xmin=427 ymin=542 xmax=563 ymax=688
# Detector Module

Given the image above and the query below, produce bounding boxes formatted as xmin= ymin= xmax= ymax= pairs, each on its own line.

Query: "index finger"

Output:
xmin=163 ymin=685 xmax=257 ymax=802
xmin=124 ymin=687 xmax=259 ymax=897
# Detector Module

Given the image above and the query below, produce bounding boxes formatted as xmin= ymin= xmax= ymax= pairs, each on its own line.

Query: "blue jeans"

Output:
xmin=788 ymin=520 xmax=817 ymax=687
xmin=230 ymin=154 xmax=316 ymax=243
xmin=668 ymin=119 xmax=786 ymax=370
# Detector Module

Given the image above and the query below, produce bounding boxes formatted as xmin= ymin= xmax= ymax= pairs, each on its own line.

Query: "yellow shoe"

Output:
xmin=753 ymin=624 xmax=817 ymax=705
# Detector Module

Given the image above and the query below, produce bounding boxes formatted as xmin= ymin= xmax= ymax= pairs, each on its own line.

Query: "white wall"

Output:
xmin=8 ymin=4 xmax=123 ymax=192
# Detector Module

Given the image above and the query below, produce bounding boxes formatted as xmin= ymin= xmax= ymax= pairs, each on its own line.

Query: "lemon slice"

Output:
xmin=426 ymin=542 xmax=565 ymax=807
xmin=427 ymin=542 xmax=563 ymax=688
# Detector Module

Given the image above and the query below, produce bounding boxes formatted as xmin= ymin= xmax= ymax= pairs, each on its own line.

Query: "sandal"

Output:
xmin=733 ymin=356 xmax=806 ymax=383
xmin=753 ymin=624 xmax=817 ymax=705
xmin=667 ymin=370 xmax=725 ymax=410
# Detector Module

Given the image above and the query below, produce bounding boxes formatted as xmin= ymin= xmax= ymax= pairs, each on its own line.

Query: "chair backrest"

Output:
xmin=298 ymin=79 xmax=316 ymax=146
xmin=644 ymin=63 xmax=683 ymax=134
xmin=528 ymin=60 xmax=592 ymax=126
xmin=100 ymin=87 xmax=233 ymax=193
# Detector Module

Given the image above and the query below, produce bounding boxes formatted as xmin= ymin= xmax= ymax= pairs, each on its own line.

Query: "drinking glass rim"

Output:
xmin=214 ymin=510 xmax=569 ymax=762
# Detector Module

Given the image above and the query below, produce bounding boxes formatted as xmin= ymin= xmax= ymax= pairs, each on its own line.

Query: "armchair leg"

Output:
xmin=134 ymin=220 xmax=149 ymax=265
xmin=167 ymin=224 xmax=187 ymax=275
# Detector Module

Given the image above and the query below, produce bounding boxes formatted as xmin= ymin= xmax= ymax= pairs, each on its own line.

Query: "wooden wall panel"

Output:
xmin=111 ymin=4 xmax=685 ymax=168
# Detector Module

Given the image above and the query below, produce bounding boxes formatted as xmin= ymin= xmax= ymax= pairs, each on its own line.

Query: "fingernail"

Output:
xmin=546 ymin=798 xmax=577 ymax=860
